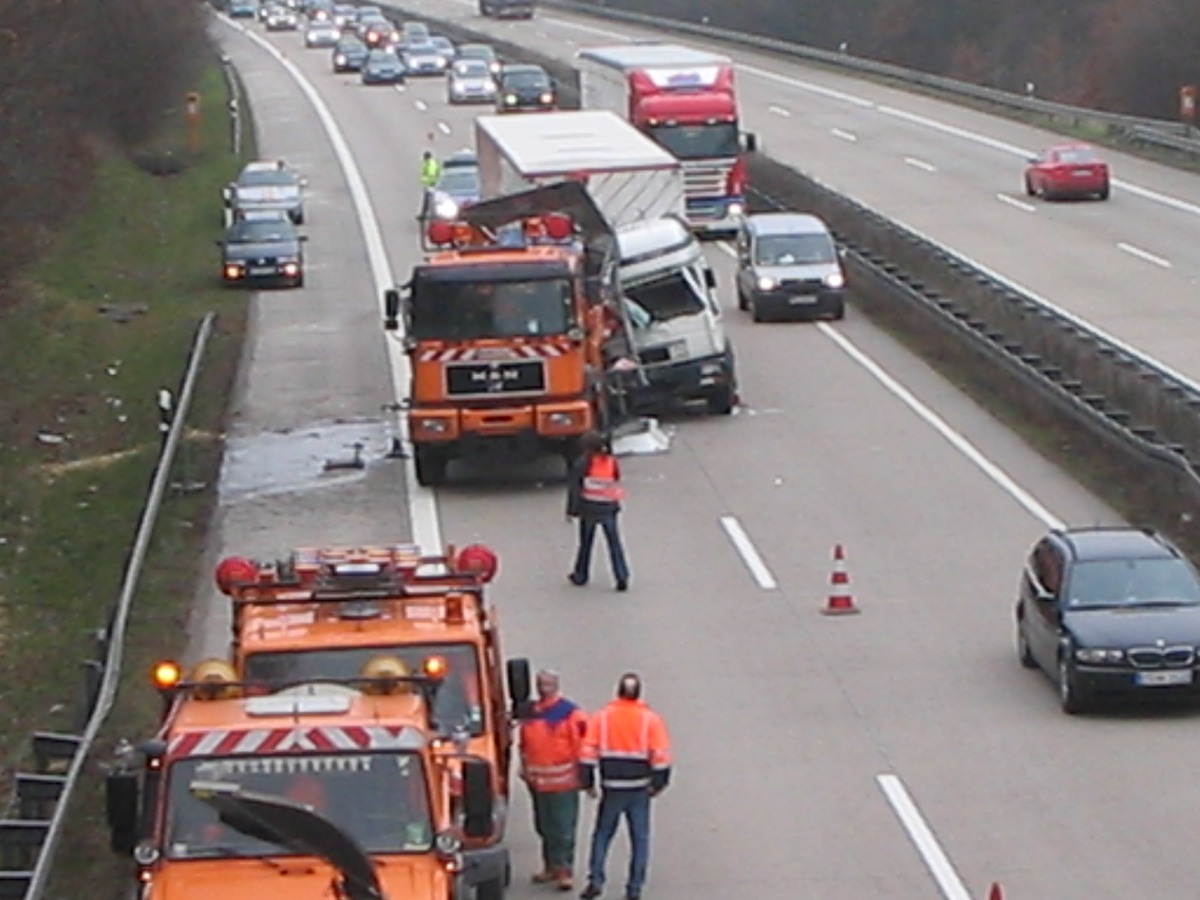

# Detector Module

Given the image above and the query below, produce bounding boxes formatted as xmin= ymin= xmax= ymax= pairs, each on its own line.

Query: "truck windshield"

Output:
xmin=623 ymin=271 xmax=705 ymax=322
xmin=411 ymin=278 xmax=573 ymax=340
xmin=164 ymin=751 xmax=432 ymax=859
xmin=244 ymin=642 xmax=485 ymax=736
xmin=647 ymin=122 xmax=739 ymax=160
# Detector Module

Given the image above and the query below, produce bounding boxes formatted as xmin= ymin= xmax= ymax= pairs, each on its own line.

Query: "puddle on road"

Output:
xmin=219 ymin=420 xmax=394 ymax=504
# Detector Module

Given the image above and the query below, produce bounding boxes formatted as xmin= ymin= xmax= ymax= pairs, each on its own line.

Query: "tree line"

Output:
xmin=0 ymin=0 xmax=206 ymax=295
xmin=596 ymin=0 xmax=1200 ymax=119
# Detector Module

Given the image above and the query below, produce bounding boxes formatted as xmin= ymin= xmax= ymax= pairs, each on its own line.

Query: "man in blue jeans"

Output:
xmin=566 ymin=431 xmax=631 ymax=591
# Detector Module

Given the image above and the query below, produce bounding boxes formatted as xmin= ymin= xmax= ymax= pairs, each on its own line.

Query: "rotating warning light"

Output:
xmin=542 ymin=213 xmax=573 ymax=241
xmin=215 ymin=556 xmax=258 ymax=595
xmin=427 ymin=220 xmax=456 ymax=246
xmin=423 ymin=655 xmax=449 ymax=680
xmin=456 ymin=543 xmax=498 ymax=582
xmin=152 ymin=660 xmax=183 ymax=690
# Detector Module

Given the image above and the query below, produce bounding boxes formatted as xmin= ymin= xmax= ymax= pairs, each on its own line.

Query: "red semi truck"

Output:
xmin=576 ymin=43 xmax=756 ymax=237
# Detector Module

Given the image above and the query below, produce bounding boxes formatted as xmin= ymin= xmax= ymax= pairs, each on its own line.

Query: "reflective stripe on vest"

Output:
xmin=524 ymin=760 xmax=578 ymax=791
xmin=581 ymin=455 xmax=623 ymax=503
xmin=593 ymin=705 xmax=652 ymax=789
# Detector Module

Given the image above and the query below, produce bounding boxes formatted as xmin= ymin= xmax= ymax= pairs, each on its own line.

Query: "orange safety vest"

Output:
xmin=520 ymin=696 xmax=587 ymax=793
xmin=580 ymin=698 xmax=671 ymax=791
xmin=580 ymin=454 xmax=624 ymax=504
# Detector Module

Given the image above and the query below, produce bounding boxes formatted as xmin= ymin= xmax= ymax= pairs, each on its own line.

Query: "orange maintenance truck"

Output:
xmin=208 ymin=543 xmax=530 ymax=887
xmin=104 ymin=655 xmax=508 ymax=900
xmin=383 ymin=182 xmax=639 ymax=485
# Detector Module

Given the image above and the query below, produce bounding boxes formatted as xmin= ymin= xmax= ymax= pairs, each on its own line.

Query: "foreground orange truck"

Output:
xmin=208 ymin=542 xmax=530 ymax=894
xmin=383 ymin=182 xmax=636 ymax=485
xmin=104 ymin=656 xmax=508 ymax=900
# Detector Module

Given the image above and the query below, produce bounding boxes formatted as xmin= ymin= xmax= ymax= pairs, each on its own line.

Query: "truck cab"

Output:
xmin=616 ymin=216 xmax=736 ymax=415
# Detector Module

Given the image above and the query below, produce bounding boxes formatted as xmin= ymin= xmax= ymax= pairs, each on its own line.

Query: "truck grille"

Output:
xmin=1128 ymin=646 xmax=1195 ymax=668
xmin=681 ymin=163 xmax=730 ymax=199
xmin=446 ymin=360 xmax=545 ymax=397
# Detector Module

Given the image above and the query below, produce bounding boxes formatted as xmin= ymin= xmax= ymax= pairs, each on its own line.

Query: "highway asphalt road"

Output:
xmin=395 ymin=0 xmax=1200 ymax=390
xmin=197 ymin=10 xmax=1200 ymax=900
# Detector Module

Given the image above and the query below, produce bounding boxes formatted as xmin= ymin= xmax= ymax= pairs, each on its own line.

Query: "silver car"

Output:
xmin=304 ymin=19 xmax=341 ymax=46
xmin=401 ymin=39 xmax=449 ymax=75
xmin=446 ymin=59 xmax=496 ymax=104
xmin=223 ymin=160 xmax=307 ymax=226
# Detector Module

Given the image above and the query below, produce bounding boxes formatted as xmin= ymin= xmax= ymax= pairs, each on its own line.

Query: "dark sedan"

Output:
xmin=1016 ymin=526 xmax=1200 ymax=713
xmin=217 ymin=213 xmax=306 ymax=288
xmin=361 ymin=49 xmax=405 ymax=85
xmin=332 ymin=35 xmax=368 ymax=72
xmin=495 ymin=64 xmax=555 ymax=113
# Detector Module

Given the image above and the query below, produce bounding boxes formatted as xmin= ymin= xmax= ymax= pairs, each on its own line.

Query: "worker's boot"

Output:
xmin=532 ymin=867 xmax=557 ymax=884
xmin=556 ymin=867 xmax=574 ymax=891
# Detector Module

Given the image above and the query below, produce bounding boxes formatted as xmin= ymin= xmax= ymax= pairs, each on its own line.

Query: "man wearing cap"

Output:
xmin=578 ymin=673 xmax=672 ymax=900
xmin=519 ymin=670 xmax=588 ymax=891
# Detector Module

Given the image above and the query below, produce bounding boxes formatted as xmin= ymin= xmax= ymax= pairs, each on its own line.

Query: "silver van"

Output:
xmin=735 ymin=212 xmax=845 ymax=321
xmin=616 ymin=215 xmax=737 ymax=415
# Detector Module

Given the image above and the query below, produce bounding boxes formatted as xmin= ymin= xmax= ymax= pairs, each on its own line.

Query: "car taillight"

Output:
xmin=726 ymin=156 xmax=746 ymax=196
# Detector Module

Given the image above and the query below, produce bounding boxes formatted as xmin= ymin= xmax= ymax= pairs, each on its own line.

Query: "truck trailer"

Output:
xmin=575 ymin=43 xmax=756 ymax=236
xmin=475 ymin=110 xmax=686 ymax=229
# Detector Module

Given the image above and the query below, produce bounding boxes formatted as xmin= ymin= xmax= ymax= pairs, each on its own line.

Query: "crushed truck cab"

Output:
xmin=105 ymin=658 xmax=508 ymax=900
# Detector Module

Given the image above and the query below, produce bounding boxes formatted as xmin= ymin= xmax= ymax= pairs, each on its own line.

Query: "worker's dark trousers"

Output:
xmin=571 ymin=511 xmax=630 ymax=586
xmin=530 ymin=788 xmax=580 ymax=871
xmin=586 ymin=788 xmax=651 ymax=895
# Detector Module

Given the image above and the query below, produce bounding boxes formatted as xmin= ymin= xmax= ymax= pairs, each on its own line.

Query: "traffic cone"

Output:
xmin=821 ymin=543 xmax=860 ymax=615
xmin=987 ymin=884 xmax=1004 ymax=900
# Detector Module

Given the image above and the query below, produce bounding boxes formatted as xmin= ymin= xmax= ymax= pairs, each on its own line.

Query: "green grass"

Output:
xmin=0 ymin=58 xmax=255 ymax=898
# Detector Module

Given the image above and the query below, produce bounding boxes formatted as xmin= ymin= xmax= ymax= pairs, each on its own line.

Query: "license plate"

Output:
xmin=249 ymin=267 xmax=275 ymax=276
xmin=787 ymin=295 xmax=818 ymax=305
xmin=1072 ymin=169 xmax=1093 ymax=177
xmin=1135 ymin=669 xmax=1193 ymax=686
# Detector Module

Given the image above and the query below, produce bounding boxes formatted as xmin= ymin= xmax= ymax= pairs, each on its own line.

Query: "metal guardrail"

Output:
xmin=218 ymin=51 xmax=244 ymax=156
xmin=540 ymin=0 xmax=1200 ymax=161
xmin=0 ymin=313 xmax=216 ymax=900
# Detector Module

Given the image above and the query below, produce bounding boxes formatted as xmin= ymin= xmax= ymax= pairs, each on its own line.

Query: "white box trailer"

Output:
xmin=475 ymin=110 xmax=686 ymax=228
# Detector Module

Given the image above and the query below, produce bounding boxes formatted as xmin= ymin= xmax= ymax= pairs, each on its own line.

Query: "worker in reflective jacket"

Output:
xmin=567 ymin=431 xmax=631 ymax=591
xmin=578 ymin=673 xmax=671 ymax=900
xmin=519 ymin=670 xmax=588 ymax=891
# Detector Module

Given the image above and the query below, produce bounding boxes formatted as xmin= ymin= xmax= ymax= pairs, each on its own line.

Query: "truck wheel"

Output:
xmin=706 ymin=384 xmax=735 ymax=416
xmin=414 ymin=446 xmax=448 ymax=486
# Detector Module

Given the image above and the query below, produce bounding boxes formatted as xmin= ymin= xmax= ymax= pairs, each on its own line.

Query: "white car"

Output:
xmin=402 ymin=39 xmax=449 ymax=75
xmin=223 ymin=159 xmax=307 ymax=226
xmin=304 ymin=19 xmax=341 ymax=46
xmin=264 ymin=5 xmax=299 ymax=29
xmin=446 ymin=59 xmax=496 ymax=104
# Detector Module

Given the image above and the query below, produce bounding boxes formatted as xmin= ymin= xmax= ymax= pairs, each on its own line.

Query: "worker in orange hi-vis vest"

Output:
xmin=566 ymin=431 xmax=630 ymax=591
xmin=518 ymin=670 xmax=588 ymax=891
xmin=578 ymin=673 xmax=671 ymax=900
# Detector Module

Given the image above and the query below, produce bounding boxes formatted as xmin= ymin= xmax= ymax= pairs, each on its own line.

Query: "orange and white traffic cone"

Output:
xmin=986 ymin=884 xmax=1004 ymax=900
xmin=821 ymin=543 xmax=860 ymax=615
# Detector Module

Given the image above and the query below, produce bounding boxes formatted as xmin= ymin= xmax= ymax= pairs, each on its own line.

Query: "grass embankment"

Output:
xmin=0 ymin=60 xmax=254 ymax=898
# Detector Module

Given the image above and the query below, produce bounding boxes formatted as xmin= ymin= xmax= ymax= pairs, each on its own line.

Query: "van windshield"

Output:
xmin=623 ymin=272 xmax=704 ymax=322
xmin=755 ymin=233 xmax=835 ymax=266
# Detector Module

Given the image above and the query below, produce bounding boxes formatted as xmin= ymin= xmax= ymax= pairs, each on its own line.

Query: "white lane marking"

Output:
xmin=996 ymin=193 xmax=1036 ymax=213
xmin=719 ymin=517 xmax=778 ymax=590
xmin=393 ymin=84 xmax=406 ymax=93
xmin=877 ymin=774 xmax=972 ymax=900
xmin=541 ymin=16 xmax=626 ymax=39
xmin=817 ymin=323 xmax=1065 ymax=529
xmin=903 ymin=157 xmax=936 ymax=173
xmin=831 ymin=128 xmax=858 ymax=142
xmin=1117 ymin=242 xmax=1172 ymax=269
xmin=414 ymin=99 xmax=428 ymax=112
xmin=223 ymin=18 xmax=443 ymax=553
xmin=437 ymin=121 xmax=451 ymax=135
xmin=715 ymin=242 xmax=737 ymax=258
xmin=768 ymin=104 xmax=791 ymax=118
xmin=739 ymin=62 xmax=873 ymax=108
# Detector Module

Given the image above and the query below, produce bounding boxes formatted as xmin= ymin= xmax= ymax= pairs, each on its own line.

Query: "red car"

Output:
xmin=1024 ymin=143 xmax=1110 ymax=201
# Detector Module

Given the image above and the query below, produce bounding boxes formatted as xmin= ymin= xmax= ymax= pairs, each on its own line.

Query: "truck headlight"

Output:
xmin=547 ymin=412 xmax=577 ymax=427
xmin=727 ymin=202 xmax=745 ymax=218
xmin=434 ymin=197 xmax=459 ymax=219
xmin=756 ymin=276 xmax=777 ymax=291
xmin=1074 ymin=648 xmax=1125 ymax=664
xmin=416 ymin=418 xmax=450 ymax=434
xmin=824 ymin=272 xmax=845 ymax=290
xmin=700 ymin=362 xmax=724 ymax=376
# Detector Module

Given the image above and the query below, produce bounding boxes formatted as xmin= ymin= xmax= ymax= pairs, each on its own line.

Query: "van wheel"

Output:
xmin=414 ymin=446 xmax=447 ymax=486
xmin=751 ymin=299 xmax=765 ymax=323
xmin=736 ymin=285 xmax=747 ymax=311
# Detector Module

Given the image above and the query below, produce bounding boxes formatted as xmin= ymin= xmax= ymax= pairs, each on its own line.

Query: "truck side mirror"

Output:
xmin=506 ymin=657 xmax=531 ymax=714
xmin=740 ymin=132 xmax=758 ymax=154
xmin=383 ymin=288 xmax=401 ymax=331
xmin=461 ymin=759 xmax=494 ymax=839
xmin=106 ymin=770 xmax=141 ymax=855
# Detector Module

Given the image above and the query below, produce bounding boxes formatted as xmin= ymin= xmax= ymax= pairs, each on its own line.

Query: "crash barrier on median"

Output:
xmin=0 ymin=314 xmax=216 ymax=900
xmin=217 ymin=51 xmax=245 ymax=156
xmin=540 ymin=0 xmax=1200 ymax=162
xmin=745 ymin=153 xmax=1200 ymax=546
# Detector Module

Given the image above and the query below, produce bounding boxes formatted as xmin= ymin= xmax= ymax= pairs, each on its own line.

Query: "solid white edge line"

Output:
xmin=876 ymin=774 xmax=973 ymax=900
xmin=222 ymin=17 xmax=443 ymax=553
xmin=719 ymin=516 xmax=778 ymax=590
xmin=1117 ymin=242 xmax=1172 ymax=269
xmin=817 ymin=324 xmax=1066 ymax=530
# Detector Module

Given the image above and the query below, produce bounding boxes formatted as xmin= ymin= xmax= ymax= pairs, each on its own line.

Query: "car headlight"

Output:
xmin=335 ymin=53 xmax=346 ymax=64
xmin=1074 ymin=648 xmax=1125 ymax=664
xmin=504 ymin=93 xmax=517 ymax=105
xmin=823 ymin=272 xmax=845 ymax=290
xmin=223 ymin=264 xmax=243 ymax=279
xmin=756 ymin=276 xmax=777 ymax=291
xmin=434 ymin=197 xmax=459 ymax=219
xmin=540 ymin=92 xmax=553 ymax=104
xmin=436 ymin=55 xmax=447 ymax=65
xmin=282 ymin=262 xmax=301 ymax=276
